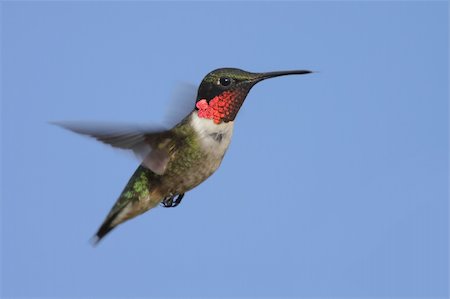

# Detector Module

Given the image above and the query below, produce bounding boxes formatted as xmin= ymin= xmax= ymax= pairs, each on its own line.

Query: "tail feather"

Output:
xmin=91 ymin=211 xmax=121 ymax=245
xmin=91 ymin=198 xmax=137 ymax=245
xmin=91 ymin=165 xmax=161 ymax=245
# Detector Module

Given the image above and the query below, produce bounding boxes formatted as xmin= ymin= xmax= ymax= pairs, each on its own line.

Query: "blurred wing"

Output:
xmin=163 ymin=82 xmax=197 ymax=127
xmin=53 ymin=121 xmax=164 ymax=148
xmin=52 ymin=121 xmax=172 ymax=175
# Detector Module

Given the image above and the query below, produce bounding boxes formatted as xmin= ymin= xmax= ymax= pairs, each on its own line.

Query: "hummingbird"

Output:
xmin=57 ymin=68 xmax=312 ymax=244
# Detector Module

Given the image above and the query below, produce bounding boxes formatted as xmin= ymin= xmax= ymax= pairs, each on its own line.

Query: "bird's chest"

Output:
xmin=191 ymin=113 xmax=234 ymax=161
xmin=161 ymin=114 xmax=234 ymax=193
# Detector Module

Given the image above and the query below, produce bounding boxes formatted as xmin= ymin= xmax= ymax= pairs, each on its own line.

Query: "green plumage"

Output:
xmin=94 ymin=116 xmax=217 ymax=242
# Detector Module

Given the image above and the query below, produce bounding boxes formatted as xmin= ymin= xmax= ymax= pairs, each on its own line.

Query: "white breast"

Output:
xmin=190 ymin=112 xmax=234 ymax=158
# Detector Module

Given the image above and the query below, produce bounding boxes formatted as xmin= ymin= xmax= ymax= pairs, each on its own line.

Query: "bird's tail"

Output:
xmin=91 ymin=209 xmax=122 ymax=245
xmin=91 ymin=166 xmax=161 ymax=245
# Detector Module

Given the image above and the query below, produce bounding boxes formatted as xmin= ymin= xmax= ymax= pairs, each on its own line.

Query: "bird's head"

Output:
xmin=195 ymin=68 xmax=312 ymax=124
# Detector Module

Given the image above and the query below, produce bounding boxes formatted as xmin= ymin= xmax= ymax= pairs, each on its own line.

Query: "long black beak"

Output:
xmin=252 ymin=70 xmax=313 ymax=82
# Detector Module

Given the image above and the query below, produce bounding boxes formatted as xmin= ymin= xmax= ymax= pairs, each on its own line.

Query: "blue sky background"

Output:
xmin=1 ymin=1 xmax=448 ymax=298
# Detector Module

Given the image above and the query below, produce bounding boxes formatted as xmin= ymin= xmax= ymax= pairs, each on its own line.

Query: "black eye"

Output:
xmin=219 ymin=77 xmax=232 ymax=87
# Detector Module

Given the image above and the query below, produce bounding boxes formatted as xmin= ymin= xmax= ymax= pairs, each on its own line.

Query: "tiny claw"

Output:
xmin=172 ymin=193 xmax=184 ymax=207
xmin=161 ymin=193 xmax=185 ymax=208
xmin=161 ymin=195 xmax=173 ymax=207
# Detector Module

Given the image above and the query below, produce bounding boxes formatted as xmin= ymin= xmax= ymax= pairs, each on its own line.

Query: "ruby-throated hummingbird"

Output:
xmin=58 ymin=68 xmax=312 ymax=244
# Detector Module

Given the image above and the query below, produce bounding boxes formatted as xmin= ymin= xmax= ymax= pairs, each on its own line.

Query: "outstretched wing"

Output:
xmin=53 ymin=121 xmax=174 ymax=175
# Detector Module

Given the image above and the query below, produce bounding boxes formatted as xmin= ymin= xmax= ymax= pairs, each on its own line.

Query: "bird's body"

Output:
xmin=96 ymin=113 xmax=234 ymax=240
xmin=57 ymin=68 xmax=311 ymax=243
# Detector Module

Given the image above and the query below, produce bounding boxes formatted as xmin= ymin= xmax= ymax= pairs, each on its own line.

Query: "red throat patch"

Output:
xmin=196 ymin=91 xmax=240 ymax=124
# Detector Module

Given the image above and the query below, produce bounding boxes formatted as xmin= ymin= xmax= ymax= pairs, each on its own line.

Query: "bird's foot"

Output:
xmin=161 ymin=193 xmax=185 ymax=208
